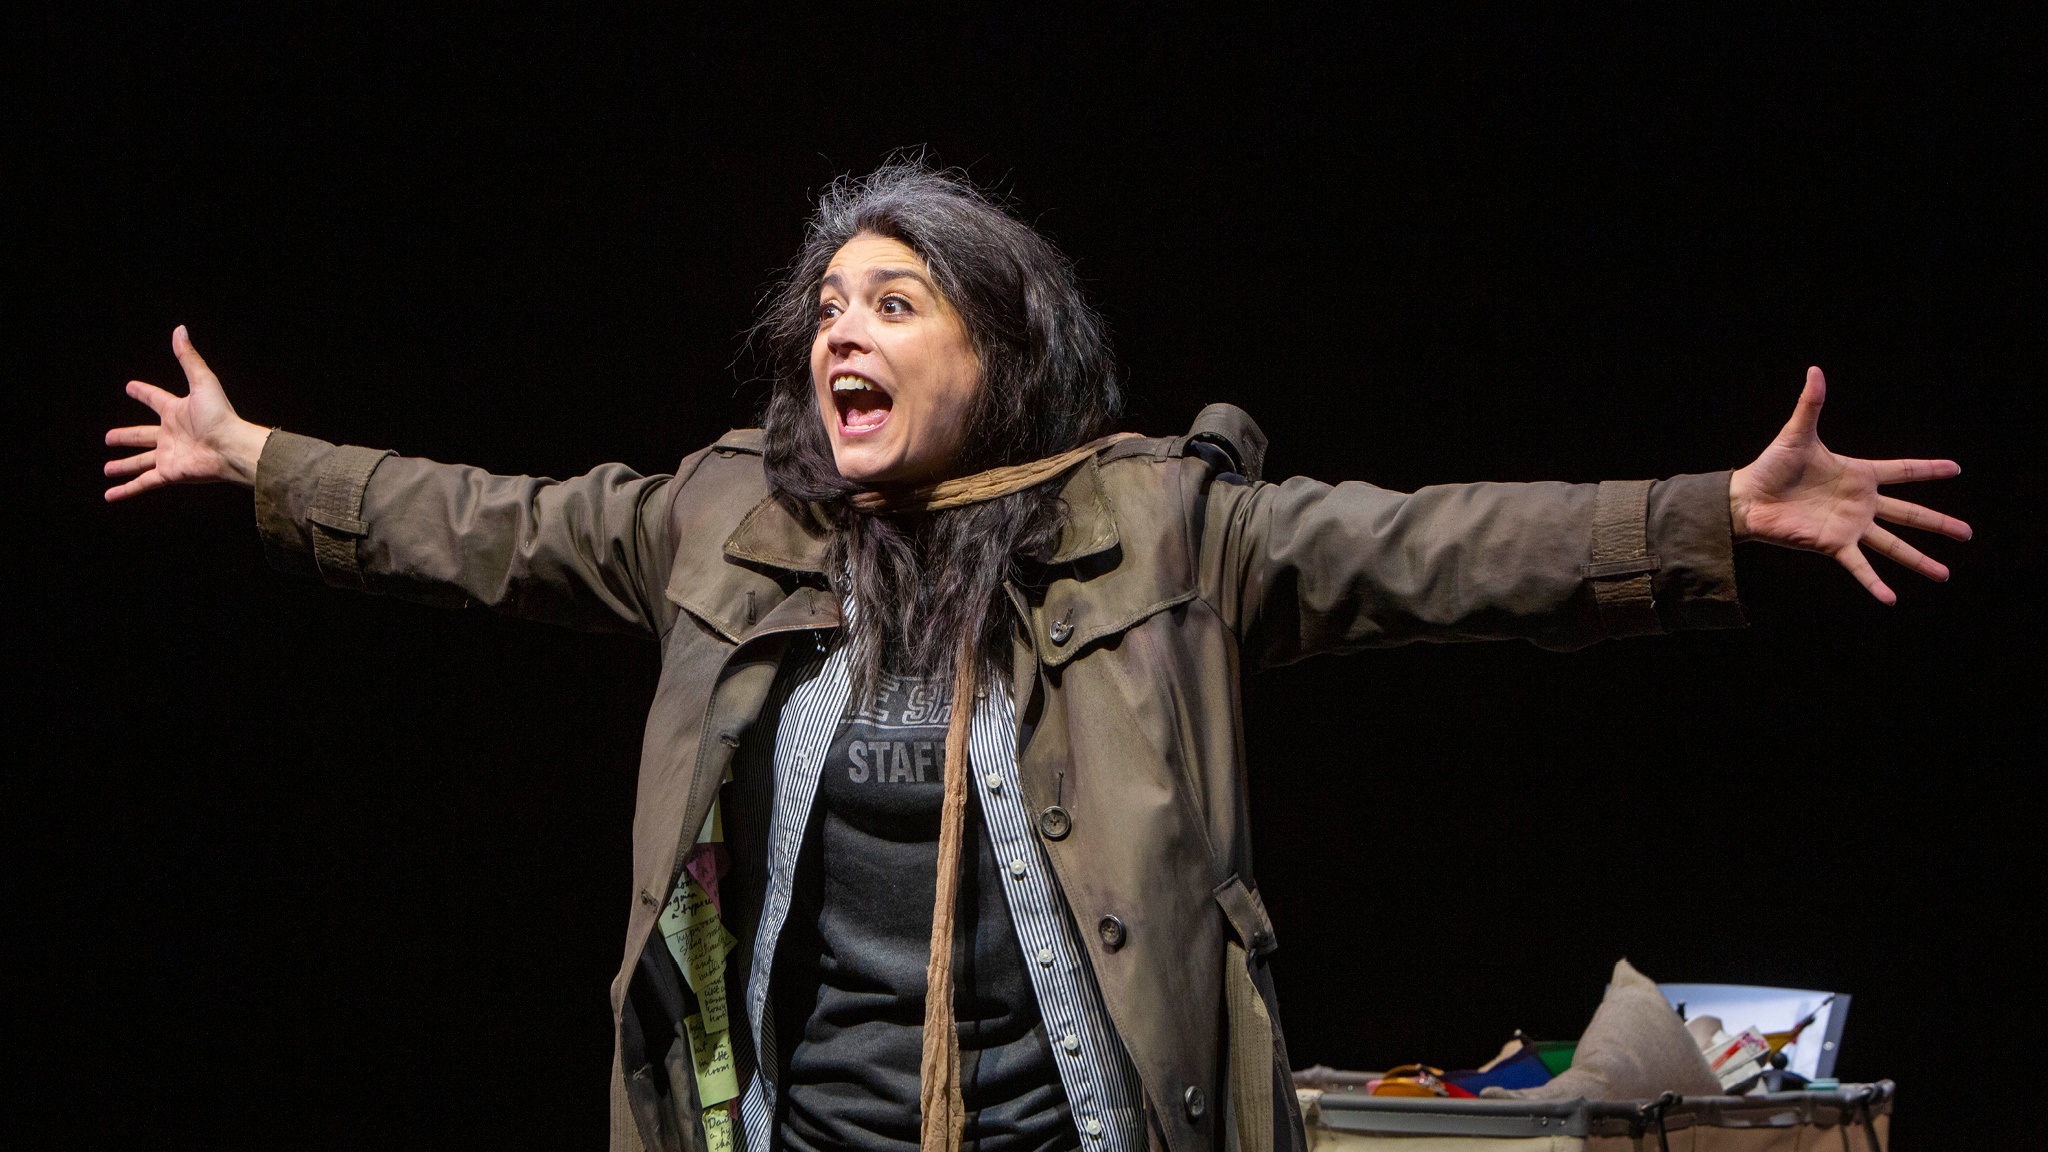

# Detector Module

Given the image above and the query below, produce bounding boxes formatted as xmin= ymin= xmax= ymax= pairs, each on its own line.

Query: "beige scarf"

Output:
xmin=860 ymin=431 xmax=1138 ymax=1152
xmin=850 ymin=432 xmax=1139 ymax=516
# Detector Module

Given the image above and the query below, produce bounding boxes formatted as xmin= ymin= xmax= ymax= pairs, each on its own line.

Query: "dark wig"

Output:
xmin=755 ymin=160 xmax=1122 ymax=698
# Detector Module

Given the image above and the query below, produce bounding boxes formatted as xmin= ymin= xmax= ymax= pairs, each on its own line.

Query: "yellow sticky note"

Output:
xmin=659 ymin=885 xmax=690 ymax=934
xmin=684 ymin=1014 xmax=739 ymax=1107
xmin=659 ymin=881 xmax=719 ymax=951
xmin=697 ymin=798 xmax=724 ymax=845
xmin=685 ymin=919 xmax=737 ymax=990
xmin=660 ymin=879 xmax=738 ymax=1032
xmin=692 ymin=964 xmax=730 ymax=1034
xmin=702 ymin=1105 xmax=734 ymax=1152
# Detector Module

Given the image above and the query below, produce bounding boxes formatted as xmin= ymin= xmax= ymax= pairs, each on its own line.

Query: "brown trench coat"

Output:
xmin=251 ymin=404 xmax=1744 ymax=1152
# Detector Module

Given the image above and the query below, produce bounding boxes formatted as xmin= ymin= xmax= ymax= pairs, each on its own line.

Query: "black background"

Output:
xmin=13 ymin=8 xmax=2039 ymax=1149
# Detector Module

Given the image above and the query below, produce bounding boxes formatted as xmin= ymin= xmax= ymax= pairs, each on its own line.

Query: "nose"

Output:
xmin=824 ymin=305 xmax=874 ymax=358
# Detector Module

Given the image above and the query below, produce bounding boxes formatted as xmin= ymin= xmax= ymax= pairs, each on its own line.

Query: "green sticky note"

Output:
xmin=684 ymin=1013 xmax=739 ymax=1107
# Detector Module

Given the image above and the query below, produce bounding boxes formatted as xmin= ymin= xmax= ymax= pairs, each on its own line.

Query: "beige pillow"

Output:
xmin=1482 ymin=959 xmax=1722 ymax=1101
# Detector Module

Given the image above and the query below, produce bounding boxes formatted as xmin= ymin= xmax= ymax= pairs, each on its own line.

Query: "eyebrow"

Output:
xmin=820 ymin=267 xmax=935 ymax=294
xmin=866 ymin=267 xmax=931 ymax=291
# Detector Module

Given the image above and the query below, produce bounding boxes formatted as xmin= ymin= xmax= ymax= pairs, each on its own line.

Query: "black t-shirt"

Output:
xmin=776 ymin=673 xmax=1075 ymax=1152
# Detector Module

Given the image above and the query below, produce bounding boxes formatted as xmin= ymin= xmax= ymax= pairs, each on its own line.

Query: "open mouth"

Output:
xmin=831 ymin=373 xmax=893 ymax=435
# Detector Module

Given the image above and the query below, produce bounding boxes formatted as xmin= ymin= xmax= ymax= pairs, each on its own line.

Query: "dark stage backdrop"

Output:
xmin=13 ymin=9 xmax=2037 ymax=1149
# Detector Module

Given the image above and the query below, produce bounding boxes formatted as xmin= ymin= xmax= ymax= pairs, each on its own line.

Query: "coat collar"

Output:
xmin=719 ymin=452 xmax=1124 ymax=575
xmin=721 ymin=494 xmax=833 ymax=575
xmin=699 ymin=405 xmax=1275 ymax=665
xmin=1045 ymin=454 xmax=1120 ymax=565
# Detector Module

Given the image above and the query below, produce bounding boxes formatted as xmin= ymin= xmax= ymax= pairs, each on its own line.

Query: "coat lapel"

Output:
xmin=1030 ymin=453 xmax=1198 ymax=670
xmin=663 ymin=493 xmax=833 ymax=643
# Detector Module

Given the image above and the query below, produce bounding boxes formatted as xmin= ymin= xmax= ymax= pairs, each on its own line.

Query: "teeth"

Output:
xmin=832 ymin=375 xmax=874 ymax=393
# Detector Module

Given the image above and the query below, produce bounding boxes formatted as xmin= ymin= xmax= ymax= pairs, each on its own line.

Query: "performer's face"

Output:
xmin=812 ymin=233 xmax=982 ymax=487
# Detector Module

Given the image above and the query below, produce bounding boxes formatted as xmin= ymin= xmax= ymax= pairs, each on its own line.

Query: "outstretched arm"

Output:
xmin=1196 ymin=367 xmax=1968 ymax=670
xmin=1728 ymin=367 xmax=1971 ymax=605
xmin=104 ymin=326 xmax=271 ymax=499
xmin=103 ymin=326 xmax=689 ymax=637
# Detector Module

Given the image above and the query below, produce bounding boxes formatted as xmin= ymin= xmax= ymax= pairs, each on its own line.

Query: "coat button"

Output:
xmin=1098 ymin=915 xmax=1126 ymax=950
xmin=1037 ymin=805 xmax=1072 ymax=840
xmin=1048 ymin=617 xmax=1073 ymax=645
xmin=1183 ymin=1085 xmax=1207 ymax=1120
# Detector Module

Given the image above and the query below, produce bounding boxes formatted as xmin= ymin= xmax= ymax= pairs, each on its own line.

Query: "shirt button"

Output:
xmin=1083 ymin=1117 xmax=1104 ymax=1138
xmin=1036 ymin=947 xmax=1055 ymax=967
xmin=984 ymin=772 xmax=1003 ymax=793
xmin=1061 ymin=1032 xmax=1081 ymax=1055
xmin=1048 ymin=617 xmax=1073 ymax=645
xmin=1009 ymin=859 xmax=1028 ymax=878
xmin=794 ymin=752 xmax=808 ymax=767
xmin=1183 ymin=1085 xmax=1207 ymax=1120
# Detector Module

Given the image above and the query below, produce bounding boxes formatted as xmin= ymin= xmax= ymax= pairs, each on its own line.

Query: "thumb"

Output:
xmin=1780 ymin=365 xmax=1826 ymax=440
xmin=171 ymin=324 xmax=225 ymax=397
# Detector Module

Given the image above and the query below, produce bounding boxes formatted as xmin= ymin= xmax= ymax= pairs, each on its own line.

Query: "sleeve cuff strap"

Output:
xmin=253 ymin=430 xmax=393 ymax=589
xmin=1589 ymin=479 xmax=1663 ymax=638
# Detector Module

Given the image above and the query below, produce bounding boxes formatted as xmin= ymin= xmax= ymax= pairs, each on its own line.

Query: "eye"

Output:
xmin=878 ymin=295 xmax=912 ymax=316
xmin=816 ymin=299 xmax=842 ymax=323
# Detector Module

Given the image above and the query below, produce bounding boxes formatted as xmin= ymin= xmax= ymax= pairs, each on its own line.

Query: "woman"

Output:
xmin=103 ymin=163 xmax=1967 ymax=1152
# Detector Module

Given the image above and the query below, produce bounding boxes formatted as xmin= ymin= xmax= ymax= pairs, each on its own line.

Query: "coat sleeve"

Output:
xmin=1196 ymin=466 xmax=1747 ymax=670
xmin=253 ymin=429 xmax=711 ymax=637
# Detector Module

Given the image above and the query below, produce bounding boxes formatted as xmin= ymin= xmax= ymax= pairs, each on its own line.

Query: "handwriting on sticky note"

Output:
xmin=660 ymin=879 xmax=737 ymax=1033
xmin=702 ymin=1105 xmax=733 ymax=1152
xmin=690 ymin=965 xmax=730 ymax=1034
xmin=685 ymin=1013 xmax=739 ymax=1107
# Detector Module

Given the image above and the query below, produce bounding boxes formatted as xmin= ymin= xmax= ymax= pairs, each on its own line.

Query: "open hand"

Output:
xmin=104 ymin=326 xmax=271 ymax=501
xmin=1729 ymin=367 xmax=1971 ymax=604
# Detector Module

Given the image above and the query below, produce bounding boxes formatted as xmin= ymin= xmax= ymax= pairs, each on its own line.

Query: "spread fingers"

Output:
xmin=103 ymin=469 xmax=167 ymax=502
xmin=1870 ymin=458 xmax=1961 ymax=484
xmin=1863 ymin=524 xmax=1948 ymax=582
xmin=105 ymin=425 xmax=160 ymax=448
xmin=126 ymin=379 xmax=178 ymax=415
xmin=1877 ymin=496 xmax=1972 ymax=541
xmin=1834 ymin=545 xmax=1896 ymax=605
xmin=105 ymin=450 xmax=156 ymax=478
